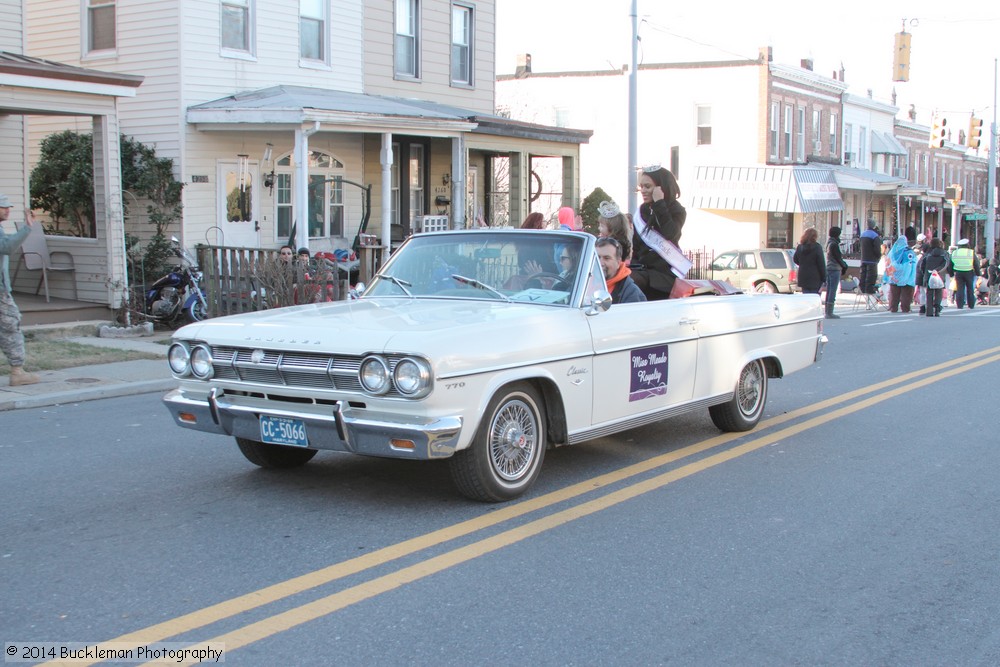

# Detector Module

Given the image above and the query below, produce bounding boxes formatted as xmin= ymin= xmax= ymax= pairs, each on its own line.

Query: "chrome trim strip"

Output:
xmin=567 ymin=393 xmax=730 ymax=445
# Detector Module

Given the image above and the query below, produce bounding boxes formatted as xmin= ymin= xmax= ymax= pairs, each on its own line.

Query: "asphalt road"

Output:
xmin=3 ymin=306 xmax=1000 ymax=666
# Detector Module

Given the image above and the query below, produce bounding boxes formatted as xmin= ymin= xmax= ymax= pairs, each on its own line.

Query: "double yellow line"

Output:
xmin=53 ymin=346 xmax=1000 ymax=666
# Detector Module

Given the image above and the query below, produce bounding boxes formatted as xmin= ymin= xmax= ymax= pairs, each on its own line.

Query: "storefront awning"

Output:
xmin=829 ymin=164 xmax=906 ymax=192
xmin=870 ymin=131 xmax=907 ymax=155
xmin=690 ymin=165 xmax=843 ymax=213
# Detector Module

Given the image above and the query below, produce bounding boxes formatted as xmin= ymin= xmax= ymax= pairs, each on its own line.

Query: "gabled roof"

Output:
xmin=0 ymin=51 xmax=143 ymax=89
xmin=187 ymin=85 xmax=591 ymax=144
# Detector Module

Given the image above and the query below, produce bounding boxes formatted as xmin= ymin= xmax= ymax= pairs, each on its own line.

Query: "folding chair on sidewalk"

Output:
xmin=853 ymin=286 xmax=888 ymax=312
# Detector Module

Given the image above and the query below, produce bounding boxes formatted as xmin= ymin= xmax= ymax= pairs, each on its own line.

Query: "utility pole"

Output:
xmin=627 ymin=0 xmax=638 ymax=214
xmin=987 ymin=58 xmax=997 ymax=261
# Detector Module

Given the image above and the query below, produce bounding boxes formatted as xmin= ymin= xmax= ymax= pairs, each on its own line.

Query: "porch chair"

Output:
xmin=11 ymin=223 xmax=77 ymax=302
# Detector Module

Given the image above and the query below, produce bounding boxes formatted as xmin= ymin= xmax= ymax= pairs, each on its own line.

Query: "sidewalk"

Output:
xmin=0 ymin=321 xmax=177 ymax=411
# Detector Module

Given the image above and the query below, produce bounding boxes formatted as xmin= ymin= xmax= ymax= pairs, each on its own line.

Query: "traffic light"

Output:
xmin=928 ymin=116 xmax=947 ymax=148
xmin=892 ymin=31 xmax=911 ymax=82
xmin=968 ymin=116 xmax=983 ymax=149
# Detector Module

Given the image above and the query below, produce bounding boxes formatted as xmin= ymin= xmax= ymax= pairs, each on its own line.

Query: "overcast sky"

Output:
xmin=495 ymin=1 xmax=1000 ymax=129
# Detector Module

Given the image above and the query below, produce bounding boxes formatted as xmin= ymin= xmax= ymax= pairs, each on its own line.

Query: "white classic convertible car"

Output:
xmin=163 ymin=230 xmax=826 ymax=502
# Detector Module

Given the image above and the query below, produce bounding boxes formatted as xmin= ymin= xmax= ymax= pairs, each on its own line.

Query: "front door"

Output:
xmin=218 ymin=160 xmax=260 ymax=248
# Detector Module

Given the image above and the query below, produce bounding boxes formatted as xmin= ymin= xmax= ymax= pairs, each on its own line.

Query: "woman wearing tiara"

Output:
xmin=630 ymin=165 xmax=686 ymax=300
xmin=597 ymin=200 xmax=633 ymax=263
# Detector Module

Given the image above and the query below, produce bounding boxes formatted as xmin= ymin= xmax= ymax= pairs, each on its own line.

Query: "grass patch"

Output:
xmin=1 ymin=339 xmax=161 ymax=376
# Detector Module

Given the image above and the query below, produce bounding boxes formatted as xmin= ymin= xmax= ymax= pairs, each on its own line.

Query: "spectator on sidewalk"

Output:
xmin=1 ymin=194 xmax=42 ymax=386
xmin=887 ymin=233 xmax=917 ymax=313
xmin=950 ymin=238 xmax=980 ymax=309
xmin=859 ymin=219 xmax=881 ymax=295
xmin=916 ymin=238 xmax=948 ymax=317
xmin=824 ymin=226 xmax=849 ymax=319
xmin=793 ymin=227 xmax=825 ymax=295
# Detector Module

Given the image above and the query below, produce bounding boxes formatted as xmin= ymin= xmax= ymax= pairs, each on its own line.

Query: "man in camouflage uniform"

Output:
xmin=0 ymin=192 xmax=41 ymax=386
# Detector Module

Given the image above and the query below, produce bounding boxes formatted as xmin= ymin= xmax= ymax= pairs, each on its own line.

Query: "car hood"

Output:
xmin=175 ymin=297 xmax=591 ymax=373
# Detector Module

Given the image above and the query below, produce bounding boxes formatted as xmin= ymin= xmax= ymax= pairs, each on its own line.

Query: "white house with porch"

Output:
xmin=24 ymin=0 xmax=588 ymax=301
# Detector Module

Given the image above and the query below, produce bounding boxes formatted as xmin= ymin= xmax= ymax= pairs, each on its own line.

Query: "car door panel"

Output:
xmin=587 ymin=300 xmax=698 ymax=426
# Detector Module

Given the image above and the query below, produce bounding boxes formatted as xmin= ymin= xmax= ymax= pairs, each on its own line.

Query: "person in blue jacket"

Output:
xmin=887 ymin=229 xmax=917 ymax=313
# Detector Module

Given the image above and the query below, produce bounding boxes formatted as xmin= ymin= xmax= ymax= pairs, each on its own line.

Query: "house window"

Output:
xmin=812 ymin=109 xmax=821 ymax=151
xmin=858 ymin=127 xmax=867 ymax=168
xmin=783 ymin=105 xmax=792 ymax=160
xmin=451 ymin=4 xmax=473 ymax=85
xmin=221 ymin=0 xmax=253 ymax=54
xmin=300 ymin=0 xmax=327 ymax=62
xmin=829 ymin=113 xmax=838 ymax=157
xmin=86 ymin=0 xmax=116 ymax=53
xmin=796 ymin=107 xmax=805 ymax=161
xmin=769 ymin=102 xmax=779 ymax=158
xmin=274 ymin=151 xmax=345 ymax=241
xmin=395 ymin=0 xmax=419 ymax=78
xmin=696 ymin=105 xmax=712 ymax=145
xmin=844 ymin=123 xmax=853 ymax=164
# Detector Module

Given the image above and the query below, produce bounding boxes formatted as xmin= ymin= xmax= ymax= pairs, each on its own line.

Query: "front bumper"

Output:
xmin=163 ymin=387 xmax=463 ymax=459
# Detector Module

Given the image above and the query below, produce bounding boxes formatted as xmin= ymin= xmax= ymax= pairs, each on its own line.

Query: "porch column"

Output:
xmin=380 ymin=133 xmax=393 ymax=266
xmin=450 ymin=135 xmax=466 ymax=229
xmin=562 ymin=155 xmax=578 ymax=209
xmin=93 ymin=111 xmax=125 ymax=309
xmin=509 ymin=151 xmax=528 ymax=227
xmin=294 ymin=122 xmax=320 ymax=251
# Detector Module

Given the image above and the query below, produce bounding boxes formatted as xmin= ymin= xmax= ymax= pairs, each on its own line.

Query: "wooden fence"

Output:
xmin=195 ymin=245 xmax=349 ymax=317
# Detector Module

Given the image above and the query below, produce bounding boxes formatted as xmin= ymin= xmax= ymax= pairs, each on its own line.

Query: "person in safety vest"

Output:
xmin=949 ymin=239 xmax=980 ymax=309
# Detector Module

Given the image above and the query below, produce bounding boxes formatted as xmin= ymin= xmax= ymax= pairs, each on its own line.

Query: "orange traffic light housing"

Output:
xmin=928 ymin=116 xmax=947 ymax=148
xmin=892 ymin=31 xmax=911 ymax=82
xmin=968 ymin=116 xmax=983 ymax=149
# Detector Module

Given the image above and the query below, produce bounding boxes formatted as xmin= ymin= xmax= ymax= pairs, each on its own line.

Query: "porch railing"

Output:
xmin=195 ymin=245 xmax=348 ymax=317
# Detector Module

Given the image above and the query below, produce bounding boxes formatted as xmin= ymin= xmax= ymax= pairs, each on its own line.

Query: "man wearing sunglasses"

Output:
xmin=596 ymin=237 xmax=645 ymax=304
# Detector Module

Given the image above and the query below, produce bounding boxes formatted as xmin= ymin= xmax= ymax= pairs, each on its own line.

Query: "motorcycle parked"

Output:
xmin=143 ymin=237 xmax=209 ymax=325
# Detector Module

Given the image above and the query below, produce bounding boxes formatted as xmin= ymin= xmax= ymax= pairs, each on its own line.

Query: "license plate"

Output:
xmin=259 ymin=415 xmax=308 ymax=447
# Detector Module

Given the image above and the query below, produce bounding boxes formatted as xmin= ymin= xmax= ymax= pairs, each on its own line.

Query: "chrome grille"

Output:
xmin=208 ymin=345 xmax=401 ymax=396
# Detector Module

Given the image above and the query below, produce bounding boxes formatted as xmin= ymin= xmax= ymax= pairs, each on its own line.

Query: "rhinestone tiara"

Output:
xmin=597 ymin=200 xmax=620 ymax=218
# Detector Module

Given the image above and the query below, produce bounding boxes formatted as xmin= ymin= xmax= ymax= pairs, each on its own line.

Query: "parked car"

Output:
xmin=710 ymin=248 xmax=799 ymax=293
xmin=163 ymin=230 xmax=826 ymax=502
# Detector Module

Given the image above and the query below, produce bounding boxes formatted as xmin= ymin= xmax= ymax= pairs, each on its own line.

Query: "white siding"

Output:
xmin=0 ymin=1 xmax=24 ymax=52
xmin=182 ymin=129 xmax=365 ymax=252
xmin=364 ymin=0 xmax=495 ymax=113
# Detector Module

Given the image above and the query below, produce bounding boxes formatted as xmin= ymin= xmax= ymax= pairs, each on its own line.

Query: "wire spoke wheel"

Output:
xmin=488 ymin=398 xmax=538 ymax=481
xmin=709 ymin=359 xmax=768 ymax=432
xmin=449 ymin=382 xmax=547 ymax=502
xmin=736 ymin=360 xmax=765 ymax=418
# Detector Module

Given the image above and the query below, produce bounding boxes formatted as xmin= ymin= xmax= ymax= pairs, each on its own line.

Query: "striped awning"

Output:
xmin=690 ymin=165 xmax=843 ymax=213
xmin=870 ymin=131 xmax=908 ymax=155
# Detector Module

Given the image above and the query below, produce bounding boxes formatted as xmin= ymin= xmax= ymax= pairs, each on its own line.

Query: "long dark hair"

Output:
xmin=644 ymin=167 xmax=681 ymax=200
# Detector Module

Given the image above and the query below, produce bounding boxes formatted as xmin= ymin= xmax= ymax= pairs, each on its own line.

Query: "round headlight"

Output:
xmin=190 ymin=344 xmax=214 ymax=379
xmin=359 ymin=356 xmax=390 ymax=395
xmin=393 ymin=358 xmax=431 ymax=397
xmin=168 ymin=343 xmax=191 ymax=376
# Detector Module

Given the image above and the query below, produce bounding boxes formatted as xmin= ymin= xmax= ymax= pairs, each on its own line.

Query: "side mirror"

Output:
xmin=585 ymin=290 xmax=612 ymax=316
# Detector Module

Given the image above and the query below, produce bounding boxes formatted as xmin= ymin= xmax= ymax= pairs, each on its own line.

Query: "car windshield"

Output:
xmin=365 ymin=230 xmax=587 ymax=305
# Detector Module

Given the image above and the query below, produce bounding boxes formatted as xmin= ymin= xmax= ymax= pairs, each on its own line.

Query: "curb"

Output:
xmin=0 ymin=378 xmax=177 ymax=411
